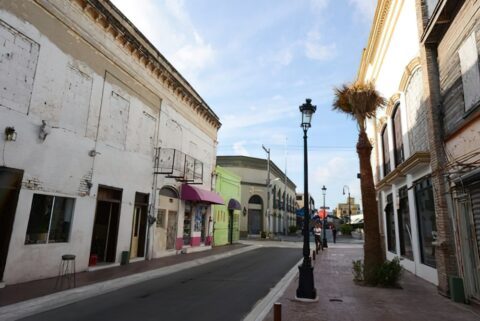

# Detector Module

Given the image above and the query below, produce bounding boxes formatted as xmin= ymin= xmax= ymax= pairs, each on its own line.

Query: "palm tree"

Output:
xmin=333 ymin=82 xmax=385 ymax=283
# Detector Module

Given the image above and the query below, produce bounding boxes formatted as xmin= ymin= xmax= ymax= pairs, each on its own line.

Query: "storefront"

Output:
xmin=180 ymin=184 xmax=224 ymax=249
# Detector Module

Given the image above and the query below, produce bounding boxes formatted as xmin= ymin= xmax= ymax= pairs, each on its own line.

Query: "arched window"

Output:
xmin=277 ymin=189 xmax=281 ymax=209
xmin=381 ymin=125 xmax=390 ymax=176
xmin=392 ymin=104 xmax=404 ymax=166
xmin=159 ymin=186 xmax=178 ymax=198
xmin=272 ymin=186 xmax=277 ymax=209
xmin=249 ymin=195 xmax=263 ymax=205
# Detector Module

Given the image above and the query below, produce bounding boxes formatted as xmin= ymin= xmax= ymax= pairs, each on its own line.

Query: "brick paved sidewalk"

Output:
xmin=263 ymin=246 xmax=480 ymax=321
xmin=0 ymin=244 xmax=246 ymax=307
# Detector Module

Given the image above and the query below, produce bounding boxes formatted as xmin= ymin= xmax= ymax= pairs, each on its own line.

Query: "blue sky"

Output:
xmin=111 ymin=0 xmax=376 ymax=210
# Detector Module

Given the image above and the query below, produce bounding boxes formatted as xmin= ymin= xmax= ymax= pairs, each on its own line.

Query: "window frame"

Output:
xmin=392 ymin=104 xmax=404 ymax=167
xmin=381 ymin=125 xmax=391 ymax=176
xmin=25 ymin=194 xmax=75 ymax=245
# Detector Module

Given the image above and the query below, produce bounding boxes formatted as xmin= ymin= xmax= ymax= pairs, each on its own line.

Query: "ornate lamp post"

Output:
xmin=296 ymin=98 xmax=317 ymax=300
xmin=343 ymin=185 xmax=351 ymax=223
xmin=321 ymin=185 xmax=327 ymax=248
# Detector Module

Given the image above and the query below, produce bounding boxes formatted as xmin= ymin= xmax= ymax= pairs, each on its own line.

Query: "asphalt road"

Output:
xmin=21 ymin=247 xmax=301 ymax=321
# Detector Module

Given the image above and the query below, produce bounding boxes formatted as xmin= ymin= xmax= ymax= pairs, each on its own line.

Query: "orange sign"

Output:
xmin=318 ymin=209 xmax=327 ymax=219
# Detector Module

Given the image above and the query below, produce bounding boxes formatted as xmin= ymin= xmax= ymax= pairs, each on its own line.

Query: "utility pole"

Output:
xmin=262 ymin=145 xmax=271 ymax=236
xmin=343 ymin=185 xmax=351 ymax=224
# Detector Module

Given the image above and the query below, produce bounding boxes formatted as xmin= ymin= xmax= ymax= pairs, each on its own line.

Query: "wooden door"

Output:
xmin=130 ymin=207 xmax=141 ymax=258
xmin=166 ymin=211 xmax=177 ymax=250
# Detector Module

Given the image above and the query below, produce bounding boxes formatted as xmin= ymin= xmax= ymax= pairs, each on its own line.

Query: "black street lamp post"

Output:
xmin=343 ymin=185 xmax=351 ymax=223
xmin=296 ymin=98 xmax=317 ymax=300
xmin=322 ymin=185 xmax=327 ymax=248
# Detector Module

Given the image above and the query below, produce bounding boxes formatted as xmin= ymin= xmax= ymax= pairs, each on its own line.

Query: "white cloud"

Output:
xmin=349 ymin=0 xmax=376 ymax=22
xmin=172 ymin=39 xmax=215 ymax=73
xmin=305 ymin=30 xmax=336 ymax=61
xmin=310 ymin=0 xmax=329 ymax=11
xmin=111 ymin=0 xmax=215 ymax=78
xmin=233 ymin=141 xmax=250 ymax=156
xmin=273 ymin=47 xmax=294 ymax=66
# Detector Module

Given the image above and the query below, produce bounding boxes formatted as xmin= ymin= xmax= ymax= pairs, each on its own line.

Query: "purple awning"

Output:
xmin=180 ymin=184 xmax=224 ymax=205
xmin=228 ymin=198 xmax=242 ymax=210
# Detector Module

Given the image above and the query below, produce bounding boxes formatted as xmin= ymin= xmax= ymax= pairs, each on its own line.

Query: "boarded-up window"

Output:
xmin=129 ymin=106 xmax=156 ymax=155
xmin=381 ymin=125 xmax=391 ymax=176
xmin=98 ymin=89 xmax=130 ymax=149
xmin=60 ymin=66 xmax=92 ymax=135
xmin=392 ymin=104 xmax=404 ymax=166
xmin=459 ymin=32 xmax=480 ymax=112
xmin=0 ymin=20 xmax=39 ymax=114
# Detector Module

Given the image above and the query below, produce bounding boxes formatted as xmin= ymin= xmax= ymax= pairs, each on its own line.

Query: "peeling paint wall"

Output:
xmin=0 ymin=0 xmax=218 ymax=284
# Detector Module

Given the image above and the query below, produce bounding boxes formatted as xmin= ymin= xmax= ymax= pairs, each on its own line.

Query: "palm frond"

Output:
xmin=332 ymin=82 xmax=385 ymax=127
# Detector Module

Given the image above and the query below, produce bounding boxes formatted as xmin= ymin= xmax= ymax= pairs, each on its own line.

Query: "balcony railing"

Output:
xmin=154 ymin=148 xmax=204 ymax=184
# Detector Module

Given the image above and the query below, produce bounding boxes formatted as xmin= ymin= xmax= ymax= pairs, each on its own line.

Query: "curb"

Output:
xmin=242 ymin=258 xmax=302 ymax=321
xmin=0 ymin=245 xmax=260 ymax=321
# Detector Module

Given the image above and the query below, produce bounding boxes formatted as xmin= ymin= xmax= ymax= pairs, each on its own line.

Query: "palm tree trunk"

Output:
xmin=357 ymin=130 xmax=383 ymax=283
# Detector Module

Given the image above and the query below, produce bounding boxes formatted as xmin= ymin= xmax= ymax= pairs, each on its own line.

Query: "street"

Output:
xmin=21 ymin=247 xmax=300 ymax=321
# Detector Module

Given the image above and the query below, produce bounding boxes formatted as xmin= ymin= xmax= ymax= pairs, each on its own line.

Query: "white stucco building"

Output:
xmin=0 ymin=0 xmax=221 ymax=285
xmin=358 ymin=0 xmax=437 ymax=285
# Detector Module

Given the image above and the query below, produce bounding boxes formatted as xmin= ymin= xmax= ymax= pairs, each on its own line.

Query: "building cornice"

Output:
xmin=217 ymin=156 xmax=297 ymax=189
xmin=357 ymin=0 xmax=392 ymax=82
xmin=67 ymin=0 xmax=221 ymax=129
xmin=376 ymin=152 xmax=431 ymax=190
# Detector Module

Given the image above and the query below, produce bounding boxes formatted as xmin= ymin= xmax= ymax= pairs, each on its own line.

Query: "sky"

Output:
xmin=111 ymin=0 xmax=377 ymax=211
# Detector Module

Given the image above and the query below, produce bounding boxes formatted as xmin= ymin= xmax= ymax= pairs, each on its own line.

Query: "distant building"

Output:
xmin=212 ymin=166 xmax=242 ymax=246
xmin=216 ymin=156 xmax=296 ymax=237
xmin=295 ymin=193 xmax=315 ymax=228
xmin=335 ymin=197 xmax=360 ymax=222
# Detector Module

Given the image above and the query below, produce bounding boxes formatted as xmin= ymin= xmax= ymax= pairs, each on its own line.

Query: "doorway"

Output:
xmin=248 ymin=195 xmax=263 ymax=235
xmin=0 ymin=167 xmax=23 ymax=281
xmin=90 ymin=186 xmax=122 ymax=263
xmin=166 ymin=211 xmax=178 ymax=250
xmin=159 ymin=186 xmax=179 ymax=250
xmin=130 ymin=192 xmax=148 ymax=259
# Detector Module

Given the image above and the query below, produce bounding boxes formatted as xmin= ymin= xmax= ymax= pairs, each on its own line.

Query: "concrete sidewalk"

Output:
xmin=262 ymin=246 xmax=480 ymax=321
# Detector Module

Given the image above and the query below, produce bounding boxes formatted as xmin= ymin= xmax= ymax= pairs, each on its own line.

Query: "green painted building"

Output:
xmin=213 ymin=166 xmax=242 ymax=246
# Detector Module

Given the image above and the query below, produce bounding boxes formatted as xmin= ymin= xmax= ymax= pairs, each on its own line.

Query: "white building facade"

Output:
xmin=0 ymin=0 xmax=221 ymax=285
xmin=358 ymin=0 xmax=438 ymax=285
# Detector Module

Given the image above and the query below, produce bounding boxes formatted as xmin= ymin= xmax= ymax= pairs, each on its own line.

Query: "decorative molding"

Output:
xmin=357 ymin=0 xmax=393 ymax=82
xmin=386 ymin=93 xmax=401 ymax=117
xmin=70 ymin=0 xmax=221 ymax=129
xmin=398 ymin=57 xmax=421 ymax=92
xmin=377 ymin=115 xmax=388 ymax=129
xmin=376 ymin=152 xmax=431 ymax=190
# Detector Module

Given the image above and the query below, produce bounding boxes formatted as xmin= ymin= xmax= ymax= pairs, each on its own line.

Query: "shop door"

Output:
xmin=166 ymin=211 xmax=177 ymax=250
xmin=130 ymin=193 xmax=148 ymax=259
xmin=130 ymin=207 xmax=141 ymax=258
xmin=0 ymin=167 xmax=23 ymax=281
xmin=90 ymin=187 xmax=122 ymax=263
